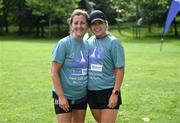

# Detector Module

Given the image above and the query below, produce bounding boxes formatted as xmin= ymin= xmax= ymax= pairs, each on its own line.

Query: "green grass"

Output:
xmin=0 ymin=30 xmax=180 ymax=123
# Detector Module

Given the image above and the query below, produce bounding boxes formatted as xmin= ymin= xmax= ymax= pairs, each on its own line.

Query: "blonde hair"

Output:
xmin=67 ymin=9 xmax=89 ymax=25
xmin=67 ymin=9 xmax=89 ymax=34
xmin=105 ymin=20 xmax=109 ymax=33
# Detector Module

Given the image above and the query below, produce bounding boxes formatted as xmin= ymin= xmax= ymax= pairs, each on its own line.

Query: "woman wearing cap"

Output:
xmin=87 ymin=10 xmax=125 ymax=122
xmin=51 ymin=9 xmax=89 ymax=123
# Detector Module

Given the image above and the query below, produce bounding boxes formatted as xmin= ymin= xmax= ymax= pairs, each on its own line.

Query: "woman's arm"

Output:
xmin=51 ymin=61 xmax=69 ymax=112
xmin=108 ymin=67 xmax=124 ymax=108
xmin=113 ymin=67 xmax=124 ymax=91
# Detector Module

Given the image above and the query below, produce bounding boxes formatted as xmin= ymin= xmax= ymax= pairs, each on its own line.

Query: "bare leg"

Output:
xmin=90 ymin=109 xmax=101 ymax=123
xmin=56 ymin=113 xmax=72 ymax=123
xmin=100 ymin=109 xmax=118 ymax=123
xmin=72 ymin=109 xmax=86 ymax=122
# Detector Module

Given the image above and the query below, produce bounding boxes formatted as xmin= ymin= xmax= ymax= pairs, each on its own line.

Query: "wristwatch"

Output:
xmin=112 ymin=90 xmax=119 ymax=96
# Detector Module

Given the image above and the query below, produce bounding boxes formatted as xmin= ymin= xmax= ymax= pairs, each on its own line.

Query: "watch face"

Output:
xmin=115 ymin=90 xmax=119 ymax=95
xmin=113 ymin=90 xmax=119 ymax=95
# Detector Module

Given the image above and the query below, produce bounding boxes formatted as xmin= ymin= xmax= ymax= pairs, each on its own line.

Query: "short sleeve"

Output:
xmin=111 ymin=40 xmax=125 ymax=68
xmin=52 ymin=40 xmax=66 ymax=64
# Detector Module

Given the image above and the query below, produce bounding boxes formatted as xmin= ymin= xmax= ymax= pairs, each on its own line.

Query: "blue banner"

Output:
xmin=163 ymin=0 xmax=180 ymax=36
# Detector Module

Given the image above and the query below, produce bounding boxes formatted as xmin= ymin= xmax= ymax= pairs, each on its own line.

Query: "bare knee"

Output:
xmin=56 ymin=113 xmax=71 ymax=123
xmin=72 ymin=110 xmax=86 ymax=122
xmin=100 ymin=109 xmax=118 ymax=123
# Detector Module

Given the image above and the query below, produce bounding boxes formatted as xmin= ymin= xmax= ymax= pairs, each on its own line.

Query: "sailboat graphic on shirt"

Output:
xmin=90 ymin=47 xmax=97 ymax=58
xmin=71 ymin=50 xmax=87 ymax=75
xmin=90 ymin=48 xmax=97 ymax=58
xmin=80 ymin=50 xmax=86 ymax=63
xmin=89 ymin=47 xmax=103 ymax=60
xmin=89 ymin=47 xmax=103 ymax=72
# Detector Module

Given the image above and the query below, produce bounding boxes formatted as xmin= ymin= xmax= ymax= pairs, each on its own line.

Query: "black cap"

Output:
xmin=90 ymin=10 xmax=107 ymax=24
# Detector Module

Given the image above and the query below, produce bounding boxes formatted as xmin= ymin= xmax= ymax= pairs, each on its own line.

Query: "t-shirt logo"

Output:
xmin=74 ymin=50 xmax=88 ymax=63
xmin=89 ymin=47 xmax=103 ymax=60
xmin=70 ymin=50 xmax=88 ymax=76
xmin=89 ymin=48 xmax=103 ymax=72
xmin=80 ymin=51 xmax=86 ymax=63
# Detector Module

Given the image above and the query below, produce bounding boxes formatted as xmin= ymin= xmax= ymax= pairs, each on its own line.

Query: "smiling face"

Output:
xmin=71 ymin=15 xmax=88 ymax=41
xmin=90 ymin=20 xmax=107 ymax=38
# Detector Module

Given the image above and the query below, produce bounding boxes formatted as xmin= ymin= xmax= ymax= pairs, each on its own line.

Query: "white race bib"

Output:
xmin=90 ymin=64 xmax=103 ymax=72
xmin=71 ymin=68 xmax=87 ymax=75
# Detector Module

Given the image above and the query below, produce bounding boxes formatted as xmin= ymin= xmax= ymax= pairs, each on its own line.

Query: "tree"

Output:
xmin=0 ymin=0 xmax=3 ymax=33
xmin=0 ymin=0 xmax=23 ymax=34
xmin=90 ymin=0 xmax=117 ymax=24
xmin=139 ymin=0 xmax=173 ymax=33
xmin=0 ymin=0 xmax=2 ymax=15
xmin=111 ymin=0 xmax=136 ymax=32
xmin=2 ymin=0 xmax=10 ymax=33
xmin=111 ymin=0 xmax=179 ymax=36
xmin=25 ymin=0 xmax=79 ymax=38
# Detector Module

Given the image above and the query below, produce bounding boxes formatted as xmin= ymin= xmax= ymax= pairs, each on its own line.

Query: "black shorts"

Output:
xmin=88 ymin=88 xmax=122 ymax=109
xmin=52 ymin=91 xmax=87 ymax=114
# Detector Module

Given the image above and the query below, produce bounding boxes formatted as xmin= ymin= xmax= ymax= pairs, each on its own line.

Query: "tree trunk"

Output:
xmin=174 ymin=18 xmax=178 ymax=36
xmin=48 ymin=13 xmax=52 ymax=39
xmin=3 ymin=0 xmax=8 ymax=33
xmin=117 ymin=22 xmax=121 ymax=33
xmin=147 ymin=17 xmax=151 ymax=33
xmin=0 ymin=16 xmax=2 ymax=34
xmin=41 ymin=26 xmax=44 ymax=37
xmin=48 ymin=0 xmax=52 ymax=39
xmin=36 ymin=25 xmax=40 ymax=37
xmin=18 ymin=0 xmax=25 ymax=34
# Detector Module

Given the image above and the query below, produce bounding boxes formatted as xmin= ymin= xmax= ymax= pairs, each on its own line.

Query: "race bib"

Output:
xmin=90 ymin=64 xmax=103 ymax=72
xmin=71 ymin=68 xmax=87 ymax=75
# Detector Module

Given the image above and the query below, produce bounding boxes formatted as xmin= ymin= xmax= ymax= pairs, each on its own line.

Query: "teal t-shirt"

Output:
xmin=87 ymin=34 xmax=125 ymax=90
xmin=52 ymin=35 xmax=88 ymax=100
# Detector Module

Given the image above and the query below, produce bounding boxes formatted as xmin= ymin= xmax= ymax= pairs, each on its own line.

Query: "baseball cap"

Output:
xmin=90 ymin=10 xmax=107 ymax=24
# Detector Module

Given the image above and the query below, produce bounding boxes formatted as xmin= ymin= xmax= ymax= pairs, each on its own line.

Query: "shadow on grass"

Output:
xmin=0 ymin=33 xmax=179 ymax=45
xmin=110 ymin=26 xmax=180 ymax=44
xmin=119 ymin=33 xmax=180 ymax=44
xmin=0 ymin=34 xmax=60 ymax=43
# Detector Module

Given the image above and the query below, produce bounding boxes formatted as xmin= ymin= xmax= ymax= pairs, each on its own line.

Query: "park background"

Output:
xmin=0 ymin=0 xmax=180 ymax=123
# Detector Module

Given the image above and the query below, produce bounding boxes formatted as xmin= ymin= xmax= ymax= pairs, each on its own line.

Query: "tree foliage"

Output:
xmin=111 ymin=0 xmax=179 ymax=34
xmin=0 ymin=0 xmax=178 ymax=36
xmin=25 ymin=0 xmax=79 ymax=23
xmin=111 ymin=0 xmax=136 ymax=22
xmin=111 ymin=0 xmax=172 ymax=22
xmin=0 ymin=0 xmax=80 ymax=36
xmin=0 ymin=0 xmax=3 ymax=15
xmin=90 ymin=0 xmax=117 ymax=24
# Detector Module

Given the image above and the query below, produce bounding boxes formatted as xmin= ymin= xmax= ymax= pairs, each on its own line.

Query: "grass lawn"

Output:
xmin=0 ymin=30 xmax=180 ymax=123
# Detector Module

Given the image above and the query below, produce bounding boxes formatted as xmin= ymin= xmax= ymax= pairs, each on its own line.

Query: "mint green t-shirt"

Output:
xmin=52 ymin=35 xmax=88 ymax=100
xmin=87 ymin=34 xmax=125 ymax=90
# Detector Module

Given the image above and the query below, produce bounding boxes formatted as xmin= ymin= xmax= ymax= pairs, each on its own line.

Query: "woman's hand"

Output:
xmin=107 ymin=94 xmax=118 ymax=109
xmin=58 ymin=95 xmax=69 ymax=112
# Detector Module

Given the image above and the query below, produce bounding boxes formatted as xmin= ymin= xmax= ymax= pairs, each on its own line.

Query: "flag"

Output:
xmin=163 ymin=0 xmax=180 ymax=37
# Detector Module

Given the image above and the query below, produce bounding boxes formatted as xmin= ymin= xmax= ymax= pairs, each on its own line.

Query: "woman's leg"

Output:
xmin=100 ymin=109 xmax=118 ymax=123
xmin=72 ymin=109 xmax=86 ymax=122
xmin=56 ymin=113 xmax=72 ymax=123
xmin=90 ymin=109 xmax=101 ymax=123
